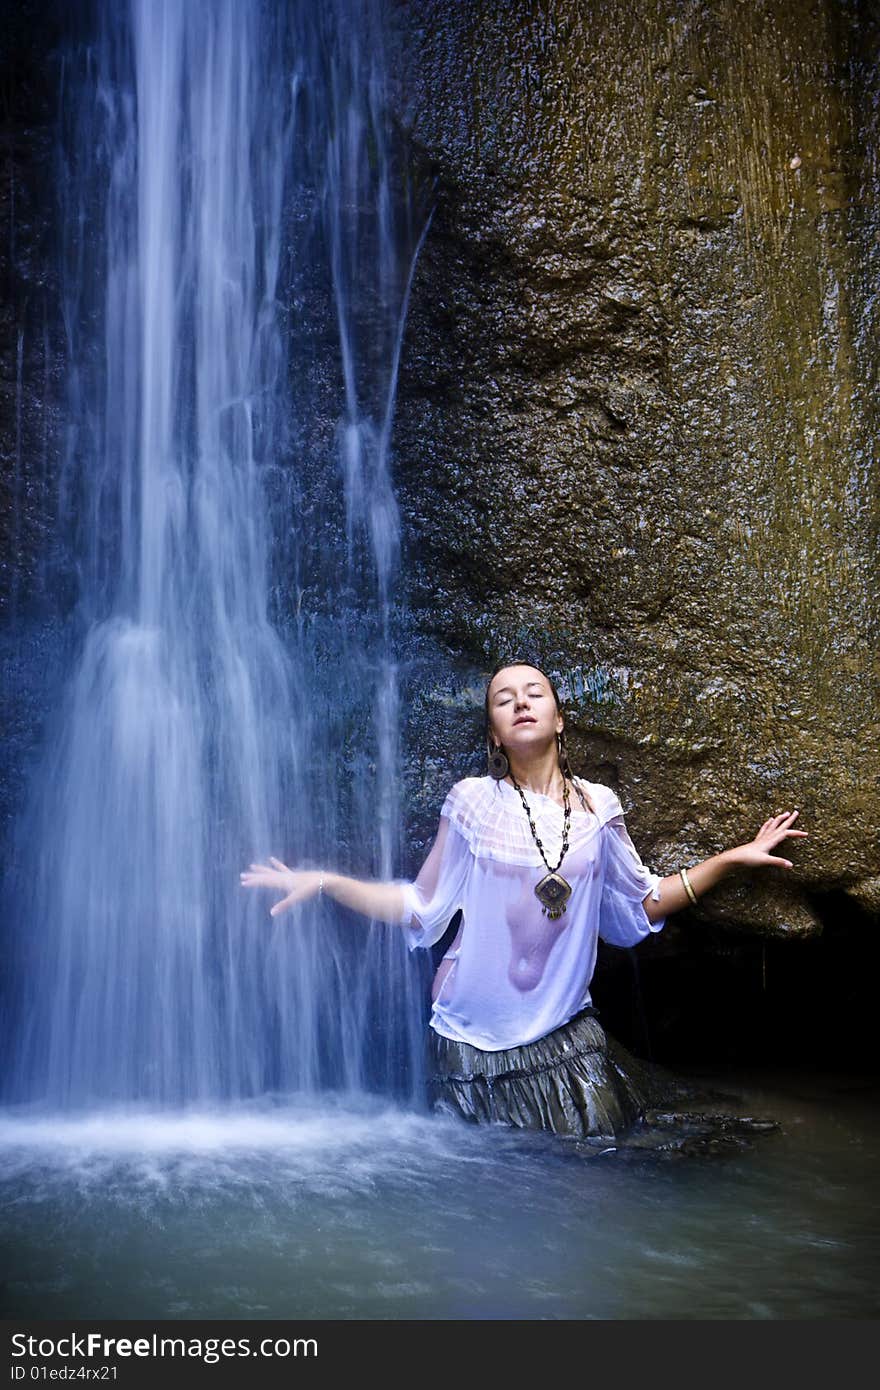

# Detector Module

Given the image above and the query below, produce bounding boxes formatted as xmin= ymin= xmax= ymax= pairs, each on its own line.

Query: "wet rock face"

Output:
xmin=0 ymin=3 xmax=70 ymax=840
xmin=1 ymin=1 xmax=877 ymax=948
xmin=386 ymin=0 xmax=880 ymax=936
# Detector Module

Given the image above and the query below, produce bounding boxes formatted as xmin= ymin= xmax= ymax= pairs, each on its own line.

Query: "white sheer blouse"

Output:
xmin=396 ymin=775 xmax=666 ymax=1051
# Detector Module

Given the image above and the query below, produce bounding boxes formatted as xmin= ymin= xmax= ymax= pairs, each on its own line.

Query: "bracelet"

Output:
xmin=679 ymin=866 xmax=698 ymax=906
xmin=318 ymin=872 xmax=325 ymax=898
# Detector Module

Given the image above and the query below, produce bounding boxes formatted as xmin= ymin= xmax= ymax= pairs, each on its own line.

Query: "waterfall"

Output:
xmin=2 ymin=0 xmax=435 ymax=1109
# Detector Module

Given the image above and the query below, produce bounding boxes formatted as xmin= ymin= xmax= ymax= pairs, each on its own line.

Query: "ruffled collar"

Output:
xmin=439 ymin=775 xmax=609 ymax=866
xmin=495 ymin=776 xmax=596 ymax=819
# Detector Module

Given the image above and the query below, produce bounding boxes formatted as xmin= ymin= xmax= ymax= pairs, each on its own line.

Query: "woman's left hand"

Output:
xmin=729 ymin=810 xmax=809 ymax=870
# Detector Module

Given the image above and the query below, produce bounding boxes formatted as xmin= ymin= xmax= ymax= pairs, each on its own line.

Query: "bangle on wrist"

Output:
xmin=318 ymin=872 xmax=325 ymax=898
xmin=679 ymin=866 xmax=698 ymax=906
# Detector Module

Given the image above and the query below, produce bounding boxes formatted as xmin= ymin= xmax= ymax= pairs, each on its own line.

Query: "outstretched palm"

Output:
xmin=734 ymin=810 xmax=809 ymax=870
xmin=240 ymin=858 xmax=323 ymax=916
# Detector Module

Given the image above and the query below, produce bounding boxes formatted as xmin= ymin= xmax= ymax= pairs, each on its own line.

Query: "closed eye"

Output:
xmin=494 ymin=686 xmax=545 ymax=704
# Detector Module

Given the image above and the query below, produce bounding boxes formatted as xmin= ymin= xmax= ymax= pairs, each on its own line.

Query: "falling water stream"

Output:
xmin=1 ymin=0 xmax=878 ymax=1321
xmin=3 ymin=0 xmax=433 ymax=1108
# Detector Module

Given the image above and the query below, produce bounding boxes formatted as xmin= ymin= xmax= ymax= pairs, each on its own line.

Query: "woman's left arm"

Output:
xmin=641 ymin=809 xmax=809 ymax=924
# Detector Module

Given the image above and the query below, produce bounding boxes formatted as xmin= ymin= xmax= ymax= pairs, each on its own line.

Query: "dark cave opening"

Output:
xmin=593 ymin=890 xmax=880 ymax=1075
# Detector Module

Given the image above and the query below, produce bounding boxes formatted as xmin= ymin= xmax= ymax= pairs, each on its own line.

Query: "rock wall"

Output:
xmin=2 ymin=0 xmax=878 ymax=950
xmin=386 ymin=0 xmax=880 ymax=937
xmin=0 ymin=2 xmax=69 ymax=841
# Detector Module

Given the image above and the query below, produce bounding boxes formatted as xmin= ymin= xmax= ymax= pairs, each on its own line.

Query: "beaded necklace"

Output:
xmin=508 ymin=771 xmax=573 ymax=919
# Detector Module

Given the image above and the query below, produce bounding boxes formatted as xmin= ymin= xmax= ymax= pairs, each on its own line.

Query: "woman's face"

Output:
xmin=487 ymin=664 xmax=563 ymax=752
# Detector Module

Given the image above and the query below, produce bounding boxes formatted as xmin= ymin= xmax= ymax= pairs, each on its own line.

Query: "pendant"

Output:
xmin=534 ymin=871 xmax=572 ymax=920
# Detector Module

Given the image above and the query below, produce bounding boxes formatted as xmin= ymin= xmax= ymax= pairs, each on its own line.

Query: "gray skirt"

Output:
xmin=426 ymin=1007 xmax=660 ymax=1140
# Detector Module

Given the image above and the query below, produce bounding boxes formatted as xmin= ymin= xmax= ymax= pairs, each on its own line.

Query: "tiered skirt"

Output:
xmin=427 ymin=1007 xmax=660 ymax=1140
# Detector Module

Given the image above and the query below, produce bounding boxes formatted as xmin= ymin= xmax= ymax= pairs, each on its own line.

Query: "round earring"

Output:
xmin=488 ymin=744 xmax=509 ymax=779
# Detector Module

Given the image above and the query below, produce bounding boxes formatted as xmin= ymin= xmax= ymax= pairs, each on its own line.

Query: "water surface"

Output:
xmin=2 ymin=1068 xmax=877 ymax=1320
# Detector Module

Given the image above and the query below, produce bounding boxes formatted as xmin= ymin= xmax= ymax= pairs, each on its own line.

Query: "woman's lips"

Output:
xmin=513 ymin=717 xmax=536 ymax=725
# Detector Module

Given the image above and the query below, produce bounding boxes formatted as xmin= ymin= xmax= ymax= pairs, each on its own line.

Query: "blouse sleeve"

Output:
xmin=396 ymin=789 xmax=473 ymax=952
xmin=598 ymin=791 xmax=667 ymax=947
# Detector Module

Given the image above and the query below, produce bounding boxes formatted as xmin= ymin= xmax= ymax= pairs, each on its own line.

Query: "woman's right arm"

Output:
xmin=240 ymin=802 xmax=471 ymax=941
xmin=240 ymin=859 xmax=408 ymax=923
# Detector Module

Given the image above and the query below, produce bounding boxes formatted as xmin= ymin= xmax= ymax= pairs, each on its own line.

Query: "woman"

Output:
xmin=241 ymin=660 xmax=808 ymax=1140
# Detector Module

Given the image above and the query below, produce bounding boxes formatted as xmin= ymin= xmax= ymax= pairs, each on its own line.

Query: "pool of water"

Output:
xmin=1 ymin=1069 xmax=878 ymax=1319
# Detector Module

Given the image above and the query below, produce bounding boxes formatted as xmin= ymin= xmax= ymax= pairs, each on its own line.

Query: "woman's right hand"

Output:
xmin=240 ymin=857 xmax=324 ymax=917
